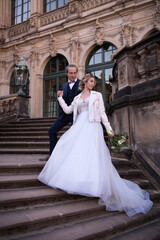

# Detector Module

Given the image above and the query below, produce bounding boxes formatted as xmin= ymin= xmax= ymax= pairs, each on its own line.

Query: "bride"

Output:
xmin=38 ymin=73 xmax=153 ymax=217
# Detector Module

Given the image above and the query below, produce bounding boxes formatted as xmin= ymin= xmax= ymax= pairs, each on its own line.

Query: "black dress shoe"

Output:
xmin=39 ymin=155 xmax=50 ymax=161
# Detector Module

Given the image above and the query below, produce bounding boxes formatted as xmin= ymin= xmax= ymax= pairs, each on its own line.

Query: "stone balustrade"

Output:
xmin=108 ymin=31 xmax=160 ymax=179
xmin=0 ymin=94 xmax=30 ymax=123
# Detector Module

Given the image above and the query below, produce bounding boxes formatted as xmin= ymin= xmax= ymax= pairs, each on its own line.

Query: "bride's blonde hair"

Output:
xmin=79 ymin=73 xmax=96 ymax=91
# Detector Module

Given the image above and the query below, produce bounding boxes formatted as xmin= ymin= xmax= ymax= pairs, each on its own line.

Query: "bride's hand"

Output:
xmin=57 ymin=91 xmax=63 ymax=97
xmin=107 ymin=130 xmax=114 ymax=137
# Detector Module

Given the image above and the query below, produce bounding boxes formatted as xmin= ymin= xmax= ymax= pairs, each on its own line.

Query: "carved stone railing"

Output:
xmin=8 ymin=20 xmax=30 ymax=38
xmin=0 ymin=94 xmax=30 ymax=123
xmin=40 ymin=6 xmax=68 ymax=27
xmin=81 ymin=0 xmax=112 ymax=12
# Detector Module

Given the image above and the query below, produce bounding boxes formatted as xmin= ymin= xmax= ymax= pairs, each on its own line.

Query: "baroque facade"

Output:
xmin=0 ymin=0 xmax=159 ymax=118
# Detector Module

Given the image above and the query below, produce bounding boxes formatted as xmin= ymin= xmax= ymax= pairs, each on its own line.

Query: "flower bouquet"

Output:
xmin=111 ymin=133 xmax=129 ymax=153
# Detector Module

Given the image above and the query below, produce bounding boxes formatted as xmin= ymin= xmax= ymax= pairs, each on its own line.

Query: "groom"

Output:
xmin=40 ymin=64 xmax=81 ymax=161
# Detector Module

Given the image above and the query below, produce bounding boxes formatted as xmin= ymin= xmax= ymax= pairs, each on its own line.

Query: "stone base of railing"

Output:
xmin=0 ymin=94 xmax=30 ymax=123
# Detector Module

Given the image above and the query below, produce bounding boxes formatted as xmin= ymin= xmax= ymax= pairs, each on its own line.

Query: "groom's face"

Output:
xmin=67 ymin=67 xmax=78 ymax=82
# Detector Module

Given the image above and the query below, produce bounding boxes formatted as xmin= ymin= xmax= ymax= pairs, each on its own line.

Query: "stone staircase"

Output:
xmin=0 ymin=118 xmax=160 ymax=240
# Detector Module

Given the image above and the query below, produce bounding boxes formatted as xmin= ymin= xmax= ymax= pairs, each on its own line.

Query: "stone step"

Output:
xmin=0 ymin=123 xmax=54 ymax=128
xmin=3 ymin=118 xmax=56 ymax=124
xmin=0 ymin=157 xmax=132 ymax=174
xmin=0 ymin=126 xmax=69 ymax=132
xmin=0 ymin=148 xmax=49 ymax=154
xmin=0 ymin=179 xmax=154 ymax=212
xmin=0 ymin=142 xmax=50 ymax=149
xmin=2 ymin=204 xmax=159 ymax=240
xmin=0 ymin=198 xmax=106 ymax=238
xmin=17 ymin=117 xmax=56 ymax=122
xmin=0 ymin=186 xmax=85 ymax=211
xmin=107 ymin=218 xmax=160 ymax=240
xmin=0 ymin=136 xmax=50 ymax=142
xmin=0 ymin=173 xmax=43 ymax=189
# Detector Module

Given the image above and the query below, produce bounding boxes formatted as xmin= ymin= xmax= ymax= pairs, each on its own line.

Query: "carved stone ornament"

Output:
xmin=8 ymin=21 xmax=30 ymax=37
xmin=121 ymin=25 xmax=132 ymax=46
xmin=13 ymin=45 xmax=19 ymax=65
xmin=69 ymin=2 xmax=77 ymax=14
xmin=30 ymin=41 xmax=39 ymax=67
xmin=154 ymin=0 xmax=160 ymax=29
xmin=49 ymin=34 xmax=57 ymax=57
xmin=81 ymin=0 xmax=108 ymax=12
xmin=40 ymin=7 xmax=68 ymax=27
xmin=69 ymin=39 xmax=81 ymax=53
xmin=30 ymin=17 xmax=37 ymax=28
xmin=119 ymin=64 xmax=126 ymax=84
xmin=95 ymin=19 xmax=104 ymax=46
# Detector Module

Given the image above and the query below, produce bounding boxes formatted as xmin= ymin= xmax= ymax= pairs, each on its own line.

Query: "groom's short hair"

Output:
xmin=66 ymin=64 xmax=78 ymax=73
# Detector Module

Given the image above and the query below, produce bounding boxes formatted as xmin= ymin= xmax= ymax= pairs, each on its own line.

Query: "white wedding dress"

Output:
xmin=38 ymin=97 xmax=153 ymax=217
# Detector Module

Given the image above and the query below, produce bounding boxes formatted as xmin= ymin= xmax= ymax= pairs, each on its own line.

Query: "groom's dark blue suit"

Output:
xmin=49 ymin=79 xmax=81 ymax=154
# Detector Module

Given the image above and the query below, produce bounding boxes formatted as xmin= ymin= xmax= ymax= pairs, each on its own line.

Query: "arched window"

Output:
xmin=43 ymin=0 xmax=68 ymax=13
xmin=43 ymin=54 xmax=68 ymax=117
xmin=86 ymin=43 xmax=117 ymax=107
xmin=10 ymin=71 xmax=29 ymax=95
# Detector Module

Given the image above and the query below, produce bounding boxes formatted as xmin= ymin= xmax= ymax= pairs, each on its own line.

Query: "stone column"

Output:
xmin=30 ymin=0 xmax=43 ymax=16
xmin=0 ymin=0 xmax=11 ymax=28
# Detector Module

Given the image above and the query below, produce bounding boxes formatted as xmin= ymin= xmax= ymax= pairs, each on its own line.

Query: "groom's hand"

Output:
xmin=57 ymin=91 xmax=63 ymax=97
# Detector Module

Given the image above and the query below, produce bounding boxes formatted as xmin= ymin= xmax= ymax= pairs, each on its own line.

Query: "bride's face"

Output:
xmin=85 ymin=77 xmax=95 ymax=91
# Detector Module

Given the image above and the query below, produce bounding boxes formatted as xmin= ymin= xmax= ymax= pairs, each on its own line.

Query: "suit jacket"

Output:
xmin=58 ymin=90 xmax=112 ymax=131
xmin=58 ymin=79 xmax=81 ymax=120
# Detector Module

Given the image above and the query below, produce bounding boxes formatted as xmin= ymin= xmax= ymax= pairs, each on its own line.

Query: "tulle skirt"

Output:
xmin=38 ymin=111 xmax=153 ymax=217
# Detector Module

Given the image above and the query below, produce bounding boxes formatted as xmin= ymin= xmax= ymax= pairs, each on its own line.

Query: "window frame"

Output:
xmin=11 ymin=0 xmax=31 ymax=26
xmin=43 ymin=0 xmax=68 ymax=13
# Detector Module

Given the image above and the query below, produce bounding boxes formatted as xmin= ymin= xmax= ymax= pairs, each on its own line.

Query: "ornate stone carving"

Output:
xmin=8 ymin=21 xmax=30 ymax=37
xmin=69 ymin=39 xmax=81 ymax=63
xmin=81 ymin=0 xmax=108 ymax=12
xmin=49 ymin=34 xmax=57 ymax=57
xmin=154 ymin=0 xmax=160 ymax=30
xmin=13 ymin=45 xmax=19 ymax=65
xmin=95 ymin=19 xmax=104 ymax=46
xmin=69 ymin=2 xmax=77 ymax=14
xmin=119 ymin=64 xmax=125 ymax=84
xmin=30 ymin=17 xmax=37 ymax=28
xmin=40 ymin=7 xmax=68 ymax=27
xmin=121 ymin=25 xmax=132 ymax=46
xmin=30 ymin=41 xmax=39 ymax=68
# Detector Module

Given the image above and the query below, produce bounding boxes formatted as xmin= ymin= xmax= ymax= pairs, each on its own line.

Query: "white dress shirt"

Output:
xmin=68 ymin=78 xmax=77 ymax=89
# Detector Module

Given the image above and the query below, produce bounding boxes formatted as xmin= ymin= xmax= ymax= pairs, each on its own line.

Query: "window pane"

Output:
xmin=46 ymin=3 xmax=50 ymax=12
xmin=92 ymin=70 xmax=102 ymax=93
xmin=95 ymin=53 xmax=102 ymax=64
xmin=15 ymin=0 xmax=18 ymax=7
xmin=17 ymin=6 xmax=22 ymax=15
xmin=23 ymin=13 xmax=28 ymax=21
xmin=51 ymin=62 xmax=56 ymax=72
xmin=23 ymin=3 xmax=28 ymax=12
xmin=65 ymin=0 xmax=68 ymax=4
xmin=28 ymin=1 xmax=30 ymax=10
xmin=23 ymin=0 xmax=28 ymax=3
xmin=105 ymin=68 xmax=112 ymax=83
xmin=105 ymin=51 xmax=112 ymax=62
xmin=17 ymin=15 xmax=21 ymax=24
xmin=95 ymin=48 xmax=102 ymax=54
xmin=18 ymin=0 xmax=22 ymax=5
xmin=89 ymin=56 xmax=94 ymax=65
xmin=51 ymin=1 xmax=56 ymax=10
xmin=58 ymin=0 xmax=64 ymax=8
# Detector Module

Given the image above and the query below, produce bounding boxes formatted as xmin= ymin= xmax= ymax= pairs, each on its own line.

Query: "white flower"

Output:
xmin=118 ymin=139 xmax=125 ymax=145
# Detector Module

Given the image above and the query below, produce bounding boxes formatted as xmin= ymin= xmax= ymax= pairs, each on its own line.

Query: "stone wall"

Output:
xmin=109 ymin=31 xmax=160 ymax=175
